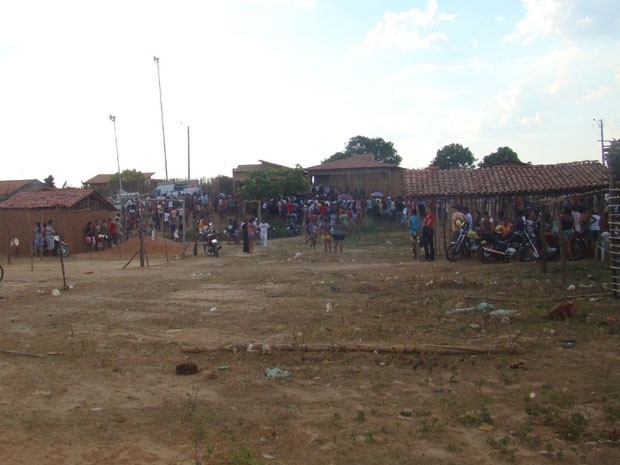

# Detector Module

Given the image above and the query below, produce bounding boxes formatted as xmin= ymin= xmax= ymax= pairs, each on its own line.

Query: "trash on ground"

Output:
xmin=546 ymin=300 xmax=575 ymax=320
xmin=444 ymin=302 xmax=519 ymax=316
xmin=265 ymin=367 xmax=291 ymax=378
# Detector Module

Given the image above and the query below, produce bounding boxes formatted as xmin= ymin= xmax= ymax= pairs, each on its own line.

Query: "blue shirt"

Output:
xmin=409 ymin=215 xmax=420 ymax=235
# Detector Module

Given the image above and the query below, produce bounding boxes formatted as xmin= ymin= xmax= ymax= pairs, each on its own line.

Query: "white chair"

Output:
xmin=596 ymin=231 xmax=611 ymax=261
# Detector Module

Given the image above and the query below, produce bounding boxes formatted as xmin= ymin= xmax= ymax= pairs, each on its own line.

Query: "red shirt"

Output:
xmin=423 ymin=212 xmax=435 ymax=230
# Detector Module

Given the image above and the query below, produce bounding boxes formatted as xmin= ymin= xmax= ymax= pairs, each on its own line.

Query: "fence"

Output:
xmin=608 ymin=189 xmax=620 ymax=297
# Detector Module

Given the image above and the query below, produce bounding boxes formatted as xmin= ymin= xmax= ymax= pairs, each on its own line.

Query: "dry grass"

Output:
xmin=0 ymin=223 xmax=619 ymax=465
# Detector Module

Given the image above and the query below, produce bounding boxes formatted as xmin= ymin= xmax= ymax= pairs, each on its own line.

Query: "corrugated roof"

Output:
xmin=0 ymin=188 xmax=115 ymax=210
xmin=305 ymin=154 xmax=401 ymax=171
xmin=404 ymin=161 xmax=609 ymax=197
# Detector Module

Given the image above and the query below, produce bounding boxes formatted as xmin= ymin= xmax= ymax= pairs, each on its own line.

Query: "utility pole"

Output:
xmin=594 ymin=118 xmax=605 ymax=165
xmin=187 ymin=125 xmax=191 ymax=181
xmin=154 ymin=56 xmax=169 ymax=181
xmin=109 ymin=115 xmax=123 ymax=196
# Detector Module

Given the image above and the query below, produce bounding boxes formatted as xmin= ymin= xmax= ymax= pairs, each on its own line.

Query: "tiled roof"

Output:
xmin=0 ymin=188 xmax=115 ymax=210
xmin=305 ymin=154 xmax=401 ymax=171
xmin=404 ymin=161 xmax=609 ymax=197
xmin=0 ymin=179 xmax=42 ymax=195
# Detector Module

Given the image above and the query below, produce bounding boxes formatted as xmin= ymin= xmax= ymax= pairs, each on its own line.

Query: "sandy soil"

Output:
xmin=0 ymin=231 xmax=619 ymax=465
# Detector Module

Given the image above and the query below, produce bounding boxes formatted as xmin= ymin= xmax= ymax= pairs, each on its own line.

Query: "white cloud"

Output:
xmin=517 ymin=112 xmax=544 ymax=125
xmin=504 ymin=0 xmax=563 ymax=44
xmin=578 ymin=84 xmax=614 ymax=104
xmin=354 ymin=0 xmax=454 ymax=57
xmin=481 ymin=80 xmax=526 ymax=125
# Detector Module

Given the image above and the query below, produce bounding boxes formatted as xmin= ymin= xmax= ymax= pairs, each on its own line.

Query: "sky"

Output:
xmin=1 ymin=0 xmax=619 ymax=188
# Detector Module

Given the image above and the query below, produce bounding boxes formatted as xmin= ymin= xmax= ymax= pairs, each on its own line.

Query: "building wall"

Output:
xmin=0 ymin=209 xmax=116 ymax=257
xmin=311 ymin=170 xmax=405 ymax=197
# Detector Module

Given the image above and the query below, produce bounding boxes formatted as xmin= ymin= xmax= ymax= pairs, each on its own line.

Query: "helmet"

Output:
xmin=455 ymin=218 xmax=463 ymax=228
xmin=495 ymin=225 xmax=502 ymax=234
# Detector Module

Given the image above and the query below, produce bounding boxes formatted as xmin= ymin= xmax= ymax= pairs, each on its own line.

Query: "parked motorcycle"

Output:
xmin=198 ymin=223 xmax=222 ymax=257
xmin=477 ymin=226 xmax=539 ymax=263
xmin=286 ymin=222 xmax=300 ymax=236
xmin=53 ymin=234 xmax=70 ymax=257
xmin=446 ymin=222 xmax=481 ymax=261
xmin=540 ymin=230 xmax=585 ymax=261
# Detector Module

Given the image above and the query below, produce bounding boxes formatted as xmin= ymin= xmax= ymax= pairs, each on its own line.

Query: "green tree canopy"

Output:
xmin=203 ymin=175 xmax=233 ymax=195
xmin=324 ymin=135 xmax=402 ymax=165
xmin=478 ymin=146 xmax=522 ymax=168
xmin=238 ymin=166 xmax=309 ymax=201
xmin=43 ymin=175 xmax=55 ymax=188
xmin=108 ymin=169 xmax=146 ymax=188
xmin=430 ymin=143 xmax=476 ymax=169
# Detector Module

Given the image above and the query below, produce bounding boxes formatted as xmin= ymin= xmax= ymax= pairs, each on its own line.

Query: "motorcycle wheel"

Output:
xmin=477 ymin=247 xmax=496 ymax=264
xmin=58 ymin=244 xmax=70 ymax=257
xmin=204 ymin=244 xmax=218 ymax=257
xmin=519 ymin=245 xmax=538 ymax=262
xmin=446 ymin=243 xmax=463 ymax=261
xmin=571 ymin=241 xmax=584 ymax=261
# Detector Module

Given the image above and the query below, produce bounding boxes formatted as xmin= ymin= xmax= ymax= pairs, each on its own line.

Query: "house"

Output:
xmin=232 ymin=160 xmax=291 ymax=192
xmin=404 ymin=160 xmax=611 ymax=254
xmin=0 ymin=188 xmax=117 ymax=256
xmin=0 ymin=179 xmax=46 ymax=202
xmin=83 ymin=172 xmax=156 ymax=197
xmin=305 ymin=154 xmax=406 ymax=197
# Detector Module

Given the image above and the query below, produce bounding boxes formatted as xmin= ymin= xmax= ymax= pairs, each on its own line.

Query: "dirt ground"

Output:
xmin=0 ymin=228 xmax=619 ymax=465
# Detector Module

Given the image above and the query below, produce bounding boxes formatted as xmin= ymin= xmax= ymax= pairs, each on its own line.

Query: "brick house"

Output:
xmin=305 ymin=154 xmax=405 ymax=197
xmin=0 ymin=188 xmax=117 ymax=256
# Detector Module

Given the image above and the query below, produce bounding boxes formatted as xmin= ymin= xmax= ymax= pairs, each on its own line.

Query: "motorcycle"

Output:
xmin=198 ymin=223 xmax=222 ymax=257
xmin=446 ymin=222 xmax=481 ymax=261
xmin=477 ymin=226 xmax=539 ymax=263
xmin=53 ymin=234 xmax=70 ymax=257
xmin=286 ymin=222 xmax=300 ymax=236
xmin=540 ymin=230 xmax=586 ymax=261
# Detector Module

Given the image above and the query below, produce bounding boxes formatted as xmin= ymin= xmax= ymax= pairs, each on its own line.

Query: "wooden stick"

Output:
xmin=181 ymin=342 xmax=521 ymax=356
xmin=464 ymin=292 xmax=611 ymax=303
xmin=0 ymin=349 xmax=45 ymax=358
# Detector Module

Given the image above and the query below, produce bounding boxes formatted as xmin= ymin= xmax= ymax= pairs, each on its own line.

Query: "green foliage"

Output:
xmin=43 ymin=175 xmax=55 ymax=188
xmin=324 ymin=135 xmax=402 ymax=165
xmin=431 ymin=143 xmax=475 ymax=169
xmin=108 ymin=169 xmax=145 ymax=187
xmin=238 ymin=166 xmax=309 ymax=201
xmin=203 ymin=175 xmax=233 ymax=195
xmin=478 ymin=146 xmax=523 ymax=168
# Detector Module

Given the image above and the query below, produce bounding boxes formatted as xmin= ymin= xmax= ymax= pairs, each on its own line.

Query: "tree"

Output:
xmin=323 ymin=136 xmax=402 ymax=165
xmin=43 ymin=175 xmax=55 ymax=188
xmin=430 ymin=144 xmax=476 ymax=169
xmin=203 ymin=175 xmax=233 ymax=195
xmin=238 ymin=166 xmax=309 ymax=202
xmin=108 ymin=169 xmax=146 ymax=188
xmin=478 ymin=147 xmax=522 ymax=168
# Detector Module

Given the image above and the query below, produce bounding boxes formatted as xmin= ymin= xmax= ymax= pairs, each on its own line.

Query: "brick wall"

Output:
xmin=0 ymin=209 xmax=117 ymax=257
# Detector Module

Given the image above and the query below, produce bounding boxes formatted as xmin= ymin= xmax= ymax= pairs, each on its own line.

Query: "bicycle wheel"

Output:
xmin=446 ymin=243 xmax=463 ymax=261
xmin=0 ymin=264 xmax=3 ymax=282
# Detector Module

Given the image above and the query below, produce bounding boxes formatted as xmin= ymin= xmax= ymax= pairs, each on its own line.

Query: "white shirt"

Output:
xmin=259 ymin=222 xmax=270 ymax=235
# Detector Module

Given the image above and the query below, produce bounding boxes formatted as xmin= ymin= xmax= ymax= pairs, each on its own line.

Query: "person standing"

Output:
xmin=247 ymin=219 xmax=256 ymax=254
xmin=241 ymin=219 xmax=250 ymax=254
xmin=45 ymin=220 xmax=57 ymax=255
xmin=319 ymin=217 xmax=332 ymax=253
xmin=408 ymin=208 xmax=420 ymax=259
xmin=258 ymin=219 xmax=271 ymax=247
xmin=331 ymin=215 xmax=346 ymax=253
xmin=421 ymin=207 xmax=435 ymax=261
